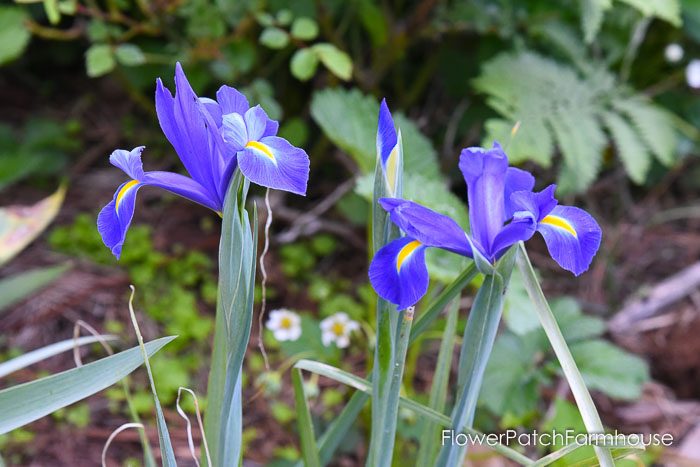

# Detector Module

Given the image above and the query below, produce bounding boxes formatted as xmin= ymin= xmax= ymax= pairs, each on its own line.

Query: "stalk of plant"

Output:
xmin=366 ymin=100 xmax=406 ymax=467
xmin=96 ymin=63 xmax=309 ymax=465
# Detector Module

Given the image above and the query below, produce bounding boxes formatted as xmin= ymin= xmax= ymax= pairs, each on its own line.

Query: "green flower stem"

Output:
xmin=516 ymin=243 xmax=614 ymax=467
xmin=436 ymin=248 xmax=516 ymax=467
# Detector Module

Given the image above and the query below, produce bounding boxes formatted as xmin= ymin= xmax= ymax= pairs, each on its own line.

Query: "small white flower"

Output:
xmin=266 ymin=308 xmax=302 ymax=341
xmin=687 ymin=60 xmax=700 ymax=89
xmin=320 ymin=312 xmax=360 ymax=348
xmin=665 ymin=43 xmax=684 ymax=63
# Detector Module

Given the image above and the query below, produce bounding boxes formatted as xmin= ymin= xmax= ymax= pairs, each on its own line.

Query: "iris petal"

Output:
xmin=109 ymin=147 xmax=145 ymax=180
xmin=368 ymin=237 xmax=429 ymax=310
xmin=378 ymin=198 xmax=472 ymax=256
xmin=536 ymin=205 xmax=602 ymax=275
xmin=144 ymin=171 xmax=220 ymax=211
xmin=97 ymin=180 xmax=143 ymax=259
xmin=504 ymin=167 xmax=535 ymax=218
xmin=459 ymin=143 xmax=509 ymax=255
xmin=376 ymin=99 xmax=398 ymax=167
xmin=215 ymin=85 xmax=250 ymax=116
xmin=510 ymin=185 xmax=558 ymax=221
xmin=237 ymin=136 xmax=309 ymax=195
xmin=244 ymin=106 xmax=270 ymax=142
xmin=222 ymin=113 xmax=249 ymax=150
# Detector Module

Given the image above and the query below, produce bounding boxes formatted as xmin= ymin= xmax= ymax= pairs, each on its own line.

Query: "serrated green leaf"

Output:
xmin=85 ymin=44 xmax=115 ymax=78
xmin=602 ymin=111 xmax=651 ymax=184
xmin=115 ymin=43 xmax=146 ymax=66
xmin=290 ymin=17 xmax=319 ymax=40
xmin=311 ymin=88 xmax=440 ymax=178
xmin=0 ymin=7 xmax=31 ymax=66
xmin=0 ymin=336 xmax=175 ymax=434
xmin=614 ymin=97 xmax=677 ymax=166
xmin=259 ymin=27 xmax=289 ymax=49
xmin=572 ymin=340 xmax=649 ymax=400
xmin=580 ymin=0 xmax=612 ymax=43
xmin=312 ymin=43 xmax=353 ymax=80
xmin=290 ymin=48 xmax=318 ymax=81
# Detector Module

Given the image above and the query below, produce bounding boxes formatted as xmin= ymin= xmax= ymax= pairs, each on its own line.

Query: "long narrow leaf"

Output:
xmin=128 ymin=288 xmax=177 ymax=466
xmin=0 ymin=335 xmax=117 ymax=378
xmin=0 ymin=336 xmax=175 ymax=434
xmin=292 ymin=368 xmax=321 ymax=467
xmin=294 ymin=359 xmax=532 ymax=466
xmin=416 ymin=297 xmax=459 ymax=466
xmin=436 ymin=248 xmax=516 ymax=467
xmin=516 ymin=244 xmax=614 ymax=467
xmin=0 ymin=264 xmax=70 ymax=312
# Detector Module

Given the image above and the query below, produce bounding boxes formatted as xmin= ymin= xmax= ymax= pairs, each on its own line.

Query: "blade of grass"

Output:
xmin=292 ymin=368 xmax=321 ymax=467
xmin=436 ymin=248 xmax=516 ymax=467
xmin=416 ymin=297 xmax=459 ymax=466
xmin=0 ymin=335 xmax=117 ymax=378
xmin=127 ymin=287 xmax=177 ymax=466
xmin=516 ymin=243 xmax=614 ymax=467
xmin=0 ymin=336 xmax=175 ymax=434
xmin=294 ymin=359 xmax=532 ymax=466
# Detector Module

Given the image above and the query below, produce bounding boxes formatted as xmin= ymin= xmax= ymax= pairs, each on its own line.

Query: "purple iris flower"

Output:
xmin=97 ymin=63 xmax=309 ymax=258
xmin=369 ymin=143 xmax=602 ymax=310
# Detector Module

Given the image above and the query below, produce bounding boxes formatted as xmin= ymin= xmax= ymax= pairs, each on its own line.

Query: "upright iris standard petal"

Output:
xmin=369 ymin=236 xmax=429 ymax=310
xmin=504 ymin=167 xmax=535 ymax=218
xmin=459 ymin=143 xmax=509 ymax=255
xmin=378 ymin=198 xmax=471 ymax=256
xmin=216 ymin=85 xmax=250 ymax=116
xmin=536 ymin=205 xmax=602 ymax=275
xmin=238 ymin=136 xmax=309 ymax=195
xmin=376 ymin=99 xmax=401 ymax=194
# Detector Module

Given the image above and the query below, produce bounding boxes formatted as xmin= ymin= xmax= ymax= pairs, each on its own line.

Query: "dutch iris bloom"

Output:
xmin=98 ymin=63 xmax=310 ymax=258
xmin=369 ymin=143 xmax=602 ymax=310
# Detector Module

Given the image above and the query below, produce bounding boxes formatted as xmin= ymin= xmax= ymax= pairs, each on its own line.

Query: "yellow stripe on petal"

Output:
xmin=116 ymin=180 xmax=139 ymax=210
xmin=396 ymin=240 xmax=422 ymax=272
xmin=541 ymin=215 xmax=577 ymax=238
xmin=385 ymin=144 xmax=399 ymax=194
xmin=246 ymin=140 xmax=276 ymax=162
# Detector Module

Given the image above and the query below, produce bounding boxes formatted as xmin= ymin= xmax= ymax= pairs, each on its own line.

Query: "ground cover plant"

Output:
xmin=1 ymin=0 xmax=700 ymax=466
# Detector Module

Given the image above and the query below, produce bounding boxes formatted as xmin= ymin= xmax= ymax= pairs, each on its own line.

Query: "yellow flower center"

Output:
xmin=332 ymin=322 xmax=345 ymax=336
xmin=280 ymin=316 xmax=293 ymax=329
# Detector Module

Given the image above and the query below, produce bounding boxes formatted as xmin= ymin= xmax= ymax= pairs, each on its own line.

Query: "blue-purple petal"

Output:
xmin=536 ymin=205 xmax=602 ymax=276
xmin=490 ymin=215 xmax=537 ymax=259
xmin=368 ymin=236 xmax=429 ymax=310
xmin=237 ymin=136 xmax=309 ymax=195
xmin=109 ymin=147 xmax=145 ymax=180
xmin=378 ymin=198 xmax=471 ymax=257
xmin=459 ymin=142 xmax=509 ymax=256
xmin=215 ymin=85 xmax=250 ymax=116
xmin=222 ymin=113 xmax=248 ymax=151
xmin=510 ymin=184 xmax=558 ymax=222
xmin=144 ymin=171 xmax=221 ymax=211
xmin=97 ymin=180 xmax=143 ymax=259
xmin=376 ymin=99 xmax=398 ymax=167
xmin=504 ymin=167 xmax=535 ymax=218
xmin=244 ymin=105 xmax=270 ymax=141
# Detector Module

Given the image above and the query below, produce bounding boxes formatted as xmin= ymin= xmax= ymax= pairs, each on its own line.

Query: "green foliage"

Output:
xmin=0 ymin=7 xmax=30 ymax=66
xmin=579 ymin=0 xmax=681 ymax=43
xmin=85 ymin=44 xmax=116 ymax=78
xmin=481 ymin=297 xmax=649 ymax=423
xmin=475 ymin=50 xmax=678 ymax=191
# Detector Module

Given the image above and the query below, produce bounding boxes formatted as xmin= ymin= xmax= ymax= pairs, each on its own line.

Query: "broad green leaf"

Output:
xmin=312 ymin=43 xmax=353 ymax=80
xmin=85 ymin=44 xmax=115 ymax=78
xmin=290 ymin=17 xmax=319 ymax=40
xmin=572 ymin=340 xmax=649 ymax=400
xmin=43 ymin=0 xmax=60 ymax=24
xmin=503 ymin=266 xmax=540 ymax=335
xmin=0 ymin=335 xmax=117 ymax=378
xmin=551 ymin=297 xmax=606 ymax=343
xmin=290 ymin=48 xmax=318 ymax=81
xmin=483 ymin=118 xmax=553 ymax=167
xmin=0 ymin=264 xmax=69 ymax=312
xmin=602 ymin=111 xmax=651 ymax=184
xmin=311 ymin=88 xmax=440 ymax=178
xmin=0 ymin=185 xmax=66 ymax=266
xmin=0 ymin=336 xmax=175 ymax=434
xmin=0 ymin=7 xmax=31 ymax=66
xmin=115 ymin=44 xmax=146 ymax=66
xmin=259 ymin=27 xmax=289 ymax=49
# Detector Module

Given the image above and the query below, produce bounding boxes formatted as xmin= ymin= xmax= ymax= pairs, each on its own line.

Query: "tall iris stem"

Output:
xmin=516 ymin=243 xmax=614 ymax=467
xmin=436 ymin=247 xmax=515 ymax=466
